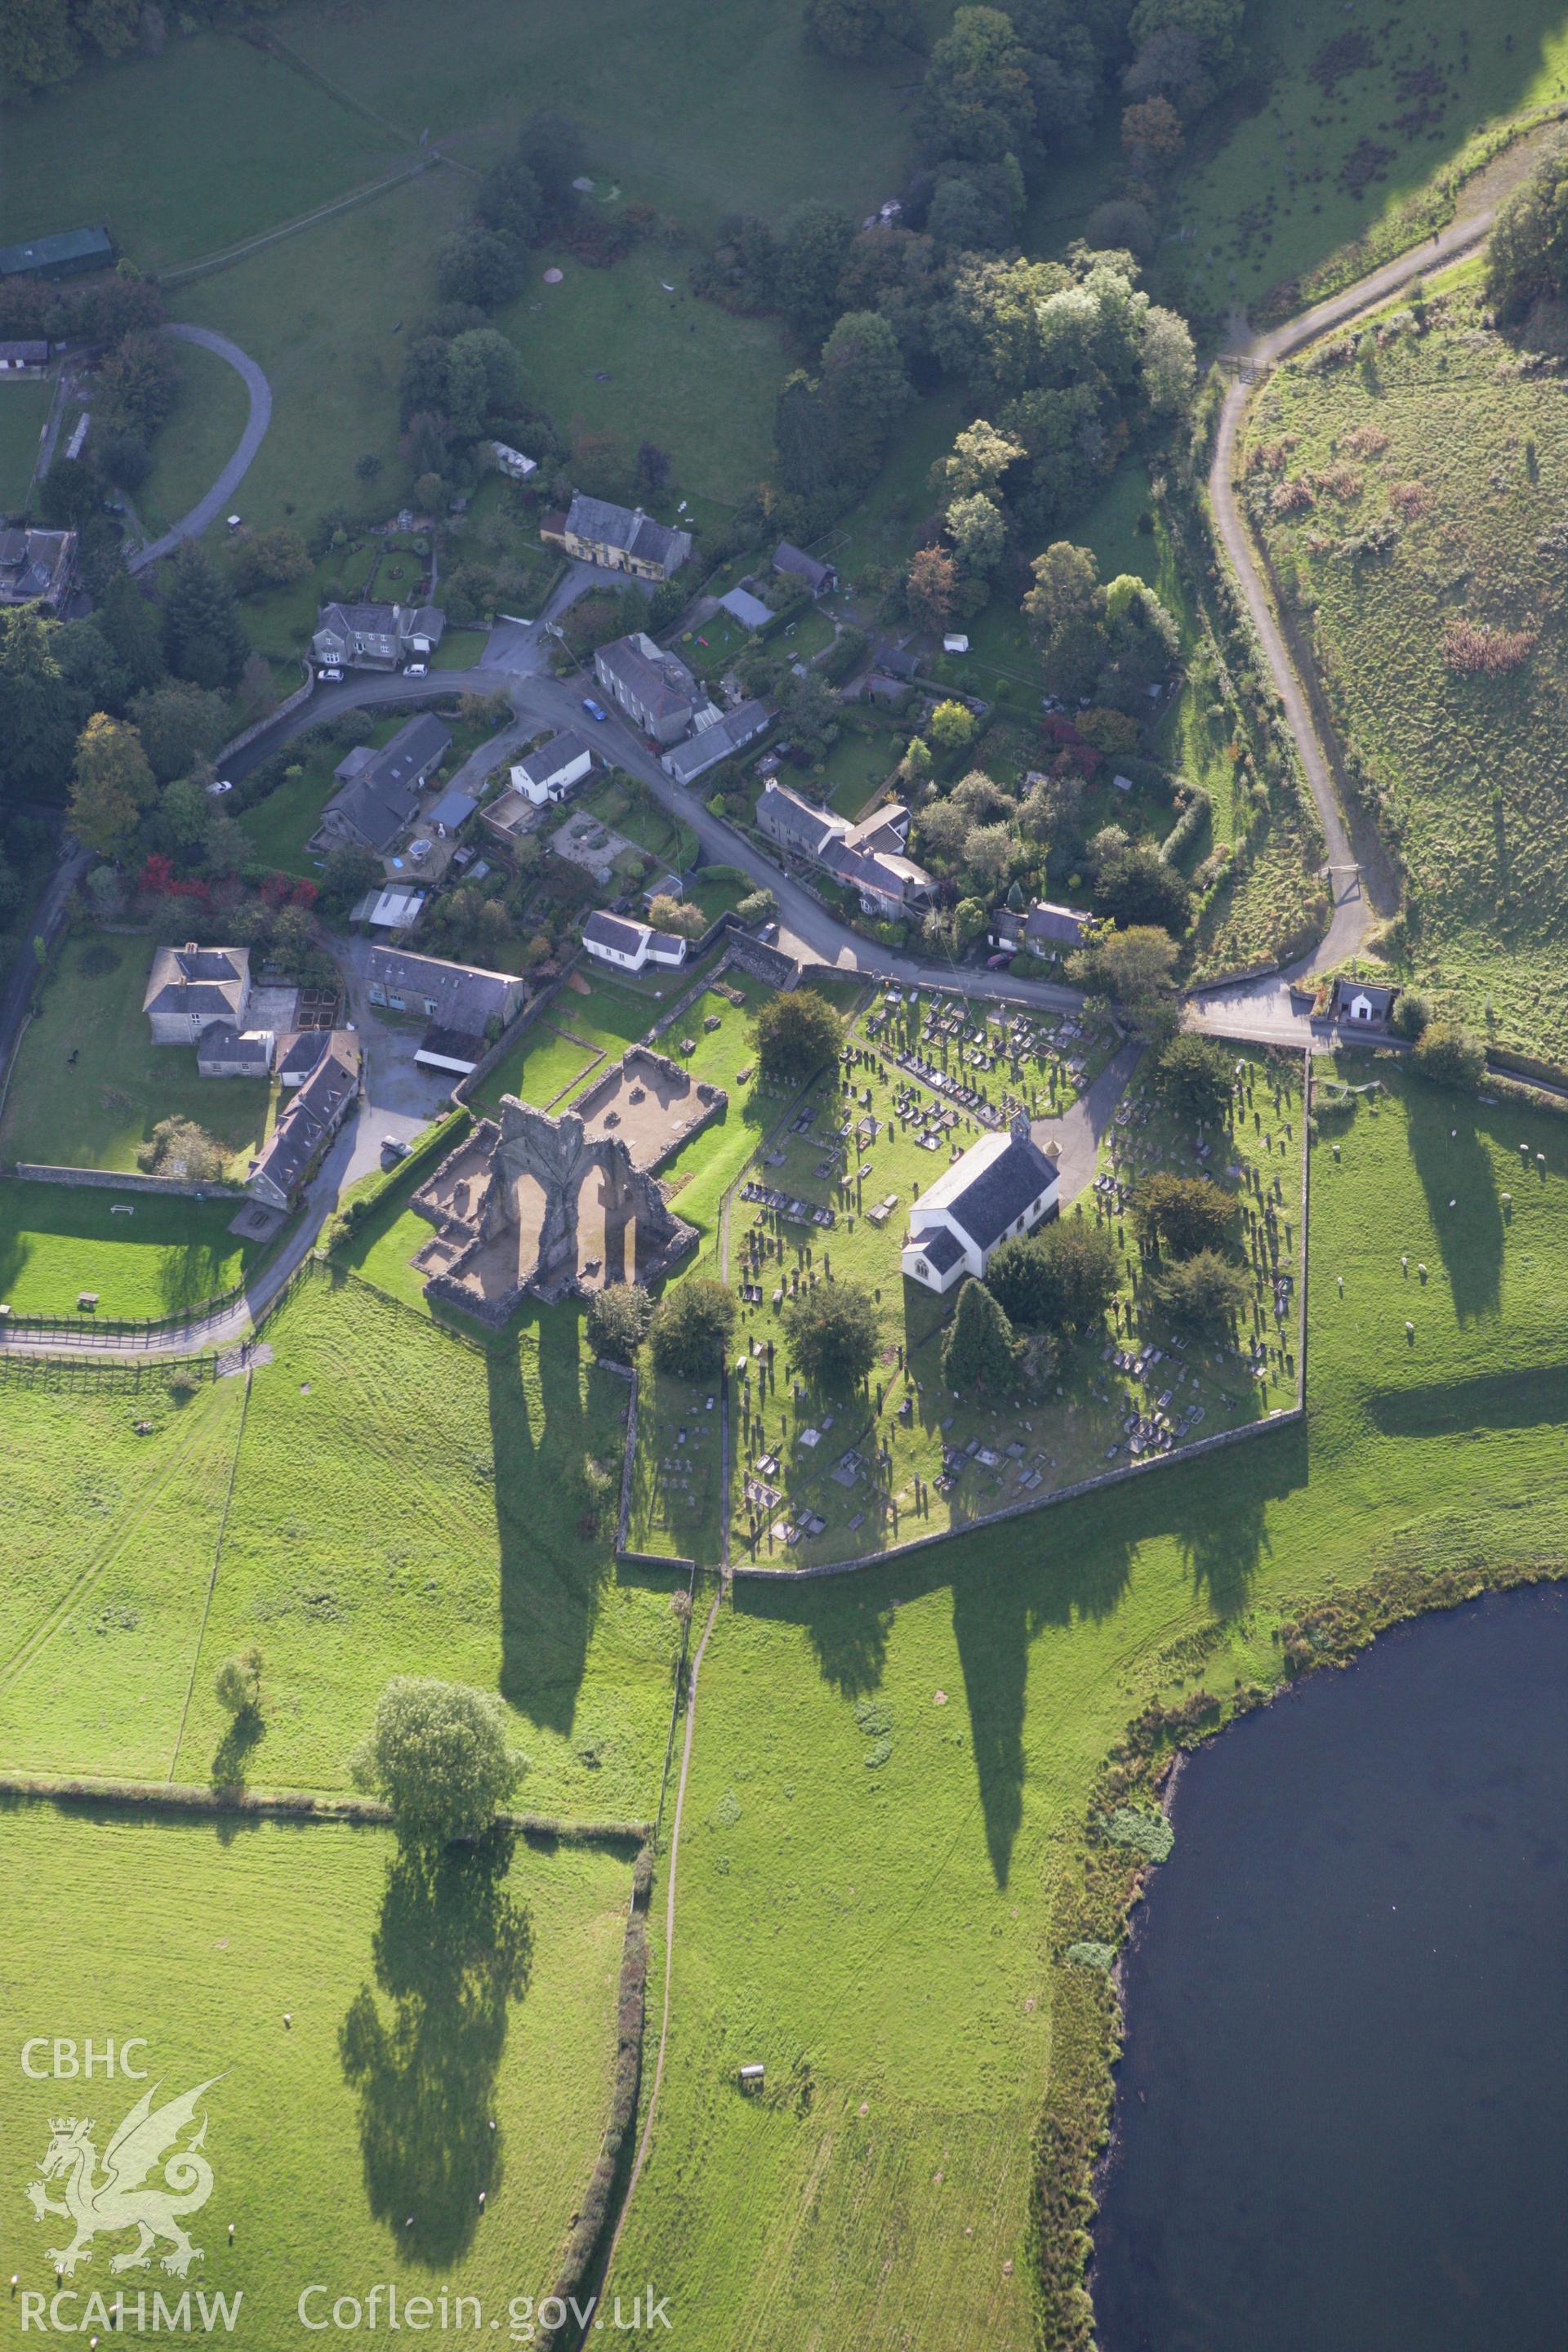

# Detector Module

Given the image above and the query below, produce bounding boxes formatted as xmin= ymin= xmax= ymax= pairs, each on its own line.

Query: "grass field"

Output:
xmin=172 ymin=1270 xmax=681 ymax=1816
xmin=0 ymin=1802 xmax=630 ymax=2331
xmin=0 ymin=937 xmax=274 ymax=1177
xmin=604 ymin=1049 xmax=1568 ymax=2345
xmin=133 ymin=334 xmax=254 ymax=538
xmin=0 ymin=33 xmax=407 ymax=272
xmin=498 ymin=248 xmax=784 ymax=506
xmin=0 ymin=1178 xmax=265 ymax=1321
xmin=1248 ymin=283 xmax=1568 ymax=1055
xmin=0 ymin=373 xmax=50 ymax=511
xmin=270 ymin=0 xmax=934 ymax=237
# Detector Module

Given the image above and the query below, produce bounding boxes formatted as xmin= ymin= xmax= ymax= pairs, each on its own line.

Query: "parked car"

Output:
xmin=581 ymin=697 xmax=608 ymax=722
xmin=405 ymin=662 xmax=428 ymax=678
xmin=319 ymin=666 xmax=344 ymax=684
xmin=987 ymin=951 xmax=1011 ymax=969
xmin=206 ymin=778 xmax=234 ymax=795
xmin=380 ymin=1136 xmax=410 ymax=1161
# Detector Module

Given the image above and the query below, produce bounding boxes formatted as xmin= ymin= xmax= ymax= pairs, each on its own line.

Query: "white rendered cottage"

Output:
xmin=902 ymin=1112 xmax=1059 ymax=1294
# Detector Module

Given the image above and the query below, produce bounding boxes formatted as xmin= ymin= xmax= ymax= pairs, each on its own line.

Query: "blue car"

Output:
xmin=581 ymin=697 xmax=609 ymax=723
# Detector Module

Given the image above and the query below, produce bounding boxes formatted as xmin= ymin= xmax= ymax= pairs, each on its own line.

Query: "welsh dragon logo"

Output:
xmin=26 ymin=2078 xmax=221 ymax=2278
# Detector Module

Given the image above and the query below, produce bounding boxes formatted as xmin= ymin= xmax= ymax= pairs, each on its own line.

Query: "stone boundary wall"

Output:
xmin=10 ymin=1163 xmax=243 ymax=1200
xmin=730 ymin=1405 xmax=1305 ymax=1581
xmin=216 ymin=662 xmax=314 ymax=769
xmin=452 ymin=961 xmax=579 ymax=1106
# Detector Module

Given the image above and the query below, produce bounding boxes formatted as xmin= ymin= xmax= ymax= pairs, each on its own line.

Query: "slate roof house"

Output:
xmin=659 ymin=699 xmax=770 ymax=785
xmin=196 ymin=1023 xmax=274 ymax=1078
xmin=313 ymin=715 xmax=452 ymax=853
xmin=755 ymin=781 xmax=933 ymax=916
xmin=311 ymin=600 xmax=444 ymax=671
xmin=548 ymin=493 xmax=692 ymax=580
xmin=902 ymin=1112 xmax=1059 ymax=1294
xmin=143 ymin=943 xmax=251 ymax=1046
xmin=988 ymin=899 xmax=1095 ymax=957
xmin=773 ymin=541 xmax=837 ymax=598
xmin=366 ymin=946 xmax=526 ymax=1075
xmin=509 ymin=729 xmax=594 ymax=806
xmin=0 ymin=341 xmax=49 ymax=372
xmin=582 ymin=911 xmax=688 ymax=973
xmin=1330 ymin=977 xmax=1398 ymax=1027
xmin=0 ymin=525 xmax=75 ymax=608
xmin=246 ymin=1033 xmax=361 ymax=1211
xmin=594 ymin=633 xmax=699 ymax=746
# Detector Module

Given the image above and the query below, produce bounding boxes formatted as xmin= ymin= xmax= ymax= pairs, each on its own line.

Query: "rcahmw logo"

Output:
xmin=18 ymin=2038 xmax=239 ymax=2331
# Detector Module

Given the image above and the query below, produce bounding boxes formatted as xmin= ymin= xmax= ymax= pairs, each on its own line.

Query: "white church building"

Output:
xmin=902 ymin=1111 xmax=1060 ymax=1294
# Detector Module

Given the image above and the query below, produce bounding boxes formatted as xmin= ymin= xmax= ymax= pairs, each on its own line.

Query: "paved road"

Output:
xmin=1207 ymin=172 xmax=1517 ymax=984
xmin=126 ymin=327 xmax=272 ymax=572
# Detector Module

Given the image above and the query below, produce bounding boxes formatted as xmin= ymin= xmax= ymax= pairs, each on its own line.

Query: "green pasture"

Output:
xmin=132 ymin=336 xmax=252 ymax=539
xmin=0 ymin=1803 xmax=630 ymax=2332
xmin=0 ymin=1179 xmax=265 ymax=1322
xmin=497 ymin=247 xmax=783 ymax=507
xmin=0 ymin=938 xmax=274 ymax=1177
xmin=0 ymin=375 xmax=49 ymax=512
xmin=1250 ymin=288 xmax=1568 ymax=1056
xmin=0 ymin=33 xmax=406 ymax=272
xmin=605 ymin=1052 xmax=1568 ymax=2345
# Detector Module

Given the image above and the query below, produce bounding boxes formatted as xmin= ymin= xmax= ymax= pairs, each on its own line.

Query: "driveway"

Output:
xmin=337 ymin=933 xmax=457 ymax=1184
xmin=126 ymin=327 xmax=272 ymax=572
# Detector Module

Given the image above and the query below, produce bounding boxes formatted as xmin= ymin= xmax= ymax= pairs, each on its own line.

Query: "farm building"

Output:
xmin=582 ymin=911 xmax=688 ymax=973
xmin=0 ymin=226 xmax=113 ymax=282
xmin=0 ymin=341 xmax=49 ymax=372
xmin=246 ymin=1033 xmax=361 ymax=1209
xmin=367 ymin=947 xmax=526 ymax=1075
xmin=196 ymin=1022 xmax=275 ymax=1078
xmin=902 ymin=1112 xmax=1059 ymax=1294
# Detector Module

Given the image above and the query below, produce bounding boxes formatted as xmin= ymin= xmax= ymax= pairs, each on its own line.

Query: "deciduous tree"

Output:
xmin=351 ymin=1677 xmax=526 ymax=1848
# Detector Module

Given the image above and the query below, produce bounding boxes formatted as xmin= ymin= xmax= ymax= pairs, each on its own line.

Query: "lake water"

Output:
xmin=1093 ymin=1584 xmax=1568 ymax=2352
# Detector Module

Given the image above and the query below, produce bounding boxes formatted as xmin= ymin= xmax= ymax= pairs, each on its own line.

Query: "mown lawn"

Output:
xmin=0 ymin=374 xmax=50 ymax=510
xmin=1249 ymin=285 xmax=1568 ymax=1056
xmin=0 ymin=1802 xmax=630 ymax=2332
xmin=0 ymin=1178 xmax=265 ymax=1321
xmin=133 ymin=334 xmax=253 ymax=538
xmin=605 ymin=1051 xmax=1568 ymax=2347
xmin=0 ymin=936 xmax=274 ymax=1177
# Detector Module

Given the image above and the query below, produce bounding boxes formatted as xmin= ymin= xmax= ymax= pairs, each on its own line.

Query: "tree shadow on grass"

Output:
xmin=339 ymin=1829 xmax=532 ymax=2270
xmin=737 ymin=1412 xmax=1307 ymax=1886
xmin=487 ymin=1306 xmax=612 ymax=1740
xmin=1402 ymin=1086 xmax=1503 ymax=1325
xmin=211 ymin=1705 xmax=265 ymax=1792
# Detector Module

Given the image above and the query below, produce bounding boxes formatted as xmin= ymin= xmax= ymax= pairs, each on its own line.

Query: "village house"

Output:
xmin=313 ymin=715 xmax=452 ymax=855
xmin=509 ymin=729 xmax=594 ymax=807
xmin=246 ymin=1033 xmax=361 ymax=1211
xmin=988 ymin=900 xmax=1096 ymax=957
xmin=594 ymin=633 xmax=699 ymax=746
xmin=546 ymin=492 xmax=692 ymax=580
xmin=142 ymin=942 xmax=251 ymax=1046
xmin=772 ymin=541 xmax=837 ymax=599
xmin=755 ymin=780 xmax=934 ymax=918
xmin=0 ymin=524 xmax=74 ymax=609
xmin=659 ymin=699 xmax=771 ymax=785
xmin=902 ymin=1113 xmax=1059 ymax=1294
xmin=310 ymin=599 xmax=445 ymax=673
xmin=366 ymin=946 xmax=526 ymax=1075
xmin=582 ymin=910 xmax=688 ymax=974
